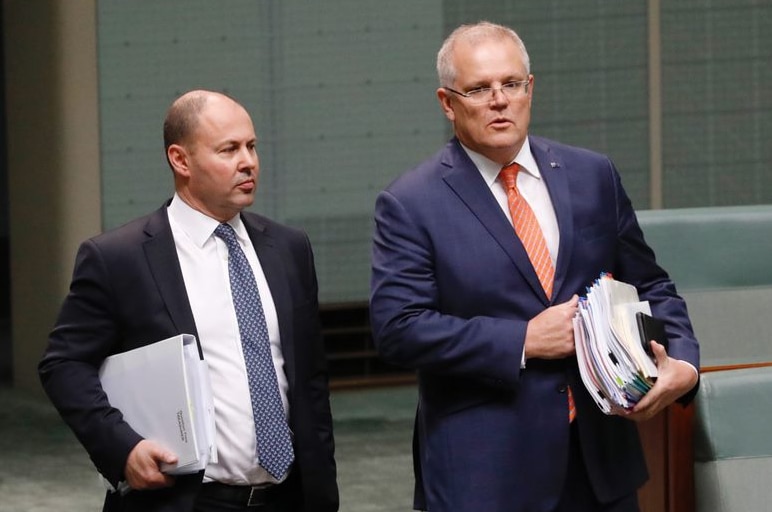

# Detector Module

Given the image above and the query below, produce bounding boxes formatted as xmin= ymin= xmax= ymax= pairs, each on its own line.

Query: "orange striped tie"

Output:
xmin=500 ymin=163 xmax=555 ymax=298
xmin=500 ymin=164 xmax=576 ymax=422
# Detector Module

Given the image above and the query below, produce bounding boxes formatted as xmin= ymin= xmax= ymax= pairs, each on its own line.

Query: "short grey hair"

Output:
xmin=436 ymin=21 xmax=531 ymax=88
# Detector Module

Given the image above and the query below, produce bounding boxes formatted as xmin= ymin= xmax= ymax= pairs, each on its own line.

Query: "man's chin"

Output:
xmin=479 ymin=139 xmax=525 ymax=163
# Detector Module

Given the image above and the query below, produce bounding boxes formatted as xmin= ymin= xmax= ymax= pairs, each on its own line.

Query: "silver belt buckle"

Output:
xmin=247 ymin=485 xmax=268 ymax=507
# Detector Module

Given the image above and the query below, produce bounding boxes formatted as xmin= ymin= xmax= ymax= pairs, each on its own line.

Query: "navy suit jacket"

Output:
xmin=39 ymin=202 xmax=338 ymax=512
xmin=370 ymin=137 xmax=699 ymax=512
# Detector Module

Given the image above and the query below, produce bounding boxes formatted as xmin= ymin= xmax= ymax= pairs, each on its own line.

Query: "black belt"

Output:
xmin=200 ymin=475 xmax=293 ymax=508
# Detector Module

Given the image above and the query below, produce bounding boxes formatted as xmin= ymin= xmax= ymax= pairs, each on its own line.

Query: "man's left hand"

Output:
xmin=620 ymin=341 xmax=698 ymax=422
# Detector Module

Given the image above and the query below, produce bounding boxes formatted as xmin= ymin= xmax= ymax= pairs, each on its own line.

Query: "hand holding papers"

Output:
xmin=99 ymin=334 xmax=217 ymax=475
xmin=572 ymin=273 xmax=669 ymax=414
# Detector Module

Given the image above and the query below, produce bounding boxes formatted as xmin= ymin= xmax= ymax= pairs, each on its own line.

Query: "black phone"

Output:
xmin=635 ymin=312 xmax=669 ymax=357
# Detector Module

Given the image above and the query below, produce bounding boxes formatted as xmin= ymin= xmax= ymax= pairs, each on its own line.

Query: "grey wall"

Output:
xmin=96 ymin=0 xmax=445 ymax=304
xmin=95 ymin=0 xmax=772 ymax=305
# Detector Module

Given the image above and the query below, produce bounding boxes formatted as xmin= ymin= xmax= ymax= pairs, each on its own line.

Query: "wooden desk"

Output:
xmin=637 ymin=403 xmax=695 ymax=512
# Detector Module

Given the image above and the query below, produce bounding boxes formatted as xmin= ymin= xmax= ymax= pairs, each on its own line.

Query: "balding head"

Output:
xmin=163 ymin=90 xmax=242 ymax=169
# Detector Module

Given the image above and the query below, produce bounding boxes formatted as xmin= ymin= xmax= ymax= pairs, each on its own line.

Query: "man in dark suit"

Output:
xmin=39 ymin=90 xmax=338 ymax=512
xmin=369 ymin=22 xmax=699 ymax=512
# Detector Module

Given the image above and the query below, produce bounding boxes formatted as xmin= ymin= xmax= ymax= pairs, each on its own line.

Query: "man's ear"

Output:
xmin=167 ymin=144 xmax=190 ymax=177
xmin=436 ymin=88 xmax=456 ymax=122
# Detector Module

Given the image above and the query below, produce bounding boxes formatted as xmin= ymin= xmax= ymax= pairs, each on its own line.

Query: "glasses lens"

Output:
xmin=467 ymin=90 xmax=491 ymax=104
xmin=467 ymin=83 xmax=526 ymax=104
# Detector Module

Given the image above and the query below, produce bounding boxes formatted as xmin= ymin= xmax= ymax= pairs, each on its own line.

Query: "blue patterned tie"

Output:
xmin=214 ymin=223 xmax=294 ymax=480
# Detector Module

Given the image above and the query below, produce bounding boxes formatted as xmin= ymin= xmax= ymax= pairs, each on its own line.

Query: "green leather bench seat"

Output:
xmin=635 ymin=206 xmax=772 ymax=511
xmin=692 ymin=367 xmax=772 ymax=512
xmin=637 ymin=205 xmax=772 ymax=367
xmin=637 ymin=205 xmax=772 ymax=291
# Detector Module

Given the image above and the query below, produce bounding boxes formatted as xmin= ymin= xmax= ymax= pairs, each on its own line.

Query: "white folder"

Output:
xmin=99 ymin=334 xmax=217 ymax=474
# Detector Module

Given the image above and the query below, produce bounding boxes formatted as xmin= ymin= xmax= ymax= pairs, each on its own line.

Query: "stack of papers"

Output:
xmin=99 ymin=334 xmax=217 ymax=474
xmin=572 ymin=273 xmax=659 ymax=414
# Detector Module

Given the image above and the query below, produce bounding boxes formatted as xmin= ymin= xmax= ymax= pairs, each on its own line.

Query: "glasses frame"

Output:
xmin=444 ymin=79 xmax=530 ymax=104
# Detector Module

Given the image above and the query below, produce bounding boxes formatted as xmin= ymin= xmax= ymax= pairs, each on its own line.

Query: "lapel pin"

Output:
xmin=550 ymin=162 xmax=560 ymax=169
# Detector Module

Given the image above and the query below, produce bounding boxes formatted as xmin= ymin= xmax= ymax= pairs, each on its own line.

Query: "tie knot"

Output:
xmin=500 ymin=163 xmax=520 ymax=190
xmin=214 ymin=223 xmax=238 ymax=246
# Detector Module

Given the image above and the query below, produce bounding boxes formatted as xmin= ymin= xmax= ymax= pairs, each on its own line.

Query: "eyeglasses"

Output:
xmin=444 ymin=80 xmax=530 ymax=105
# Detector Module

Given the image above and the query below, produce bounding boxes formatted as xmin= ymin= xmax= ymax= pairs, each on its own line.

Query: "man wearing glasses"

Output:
xmin=370 ymin=21 xmax=699 ymax=512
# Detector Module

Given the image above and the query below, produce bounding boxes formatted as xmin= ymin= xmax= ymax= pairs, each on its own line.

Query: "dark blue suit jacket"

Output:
xmin=370 ymin=136 xmax=699 ymax=512
xmin=39 ymin=202 xmax=338 ymax=512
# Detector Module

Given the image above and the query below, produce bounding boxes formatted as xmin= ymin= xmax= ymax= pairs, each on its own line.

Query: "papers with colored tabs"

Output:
xmin=99 ymin=334 xmax=217 ymax=474
xmin=572 ymin=273 xmax=668 ymax=413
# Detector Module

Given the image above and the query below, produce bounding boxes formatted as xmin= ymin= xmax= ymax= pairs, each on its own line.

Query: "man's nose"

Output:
xmin=490 ymin=87 xmax=509 ymax=105
xmin=240 ymin=147 xmax=258 ymax=169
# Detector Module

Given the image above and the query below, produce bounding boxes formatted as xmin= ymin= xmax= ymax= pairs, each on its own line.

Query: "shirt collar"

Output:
xmin=460 ymin=136 xmax=541 ymax=187
xmin=168 ymin=194 xmax=248 ymax=247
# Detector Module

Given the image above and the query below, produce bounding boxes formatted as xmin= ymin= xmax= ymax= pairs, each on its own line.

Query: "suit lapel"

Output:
xmin=243 ymin=216 xmax=297 ymax=390
xmin=530 ymin=137 xmax=574 ymax=301
xmin=441 ymin=140 xmax=549 ymax=302
xmin=141 ymin=205 xmax=199 ymax=340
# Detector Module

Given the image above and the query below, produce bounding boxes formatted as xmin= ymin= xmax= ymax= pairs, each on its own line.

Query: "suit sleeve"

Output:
xmin=606 ymin=159 xmax=700 ymax=402
xmin=38 ymin=239 xmax=143 ymax=487
xmin=608 ymin=164 xmax=700 ymax=368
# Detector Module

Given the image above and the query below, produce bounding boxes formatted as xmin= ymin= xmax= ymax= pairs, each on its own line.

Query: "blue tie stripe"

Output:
xmin=214 ymin=223 xmax=294 ymax=480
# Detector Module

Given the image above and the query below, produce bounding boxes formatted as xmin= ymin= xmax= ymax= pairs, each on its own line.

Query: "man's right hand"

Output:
xmin=124 ymin=439 xmax=178 ymax=490
xmin=523 ymin=295 xmax=579 ymax=361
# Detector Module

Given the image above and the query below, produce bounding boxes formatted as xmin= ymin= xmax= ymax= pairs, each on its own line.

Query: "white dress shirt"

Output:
xmin=167 ymin=194 xmax=289 ymax=485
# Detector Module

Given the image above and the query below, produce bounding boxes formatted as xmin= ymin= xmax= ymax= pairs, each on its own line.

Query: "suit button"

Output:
xmin=557 ymin=385 xmax=567 ymax=393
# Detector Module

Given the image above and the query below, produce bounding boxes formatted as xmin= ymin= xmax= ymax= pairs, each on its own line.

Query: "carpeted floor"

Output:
xmin=0 ymin=385 xmax=417 ymax=512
